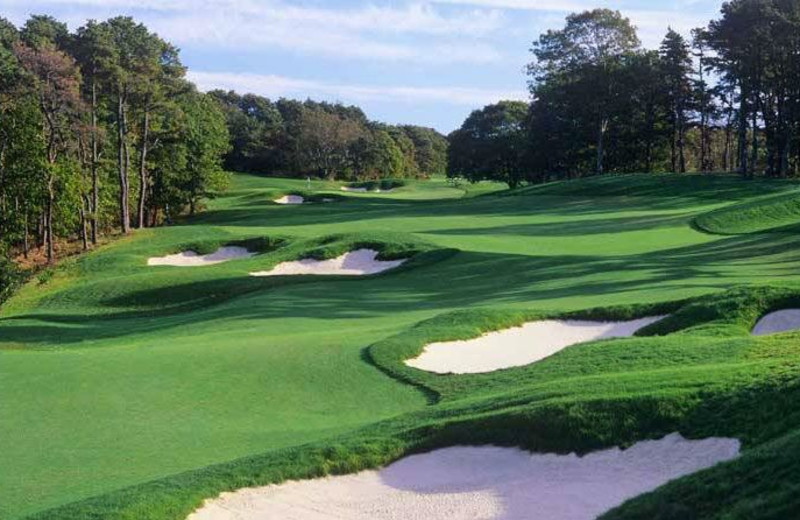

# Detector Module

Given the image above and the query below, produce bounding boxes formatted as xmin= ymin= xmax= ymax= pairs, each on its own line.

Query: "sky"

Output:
xmin=3 ymin=0 xmax=725 ymax=133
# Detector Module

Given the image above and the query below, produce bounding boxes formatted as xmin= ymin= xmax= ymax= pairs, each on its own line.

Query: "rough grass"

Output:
xmin=5 ymin=173 xmax=800 ymax=519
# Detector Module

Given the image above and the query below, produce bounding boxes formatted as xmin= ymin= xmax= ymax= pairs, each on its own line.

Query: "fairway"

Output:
xmin=4 ymin=173 xmax=800 ymax=519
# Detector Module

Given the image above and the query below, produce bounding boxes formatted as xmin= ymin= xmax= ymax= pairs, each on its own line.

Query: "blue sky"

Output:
xmin=4 ymin=0 xmax=724 ymax=133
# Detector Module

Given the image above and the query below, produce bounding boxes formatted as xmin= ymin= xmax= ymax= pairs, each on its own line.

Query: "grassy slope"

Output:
xmin=3 ymin=173 xmax=800 ymax=519
xmin=694 ymin=187 xmax=800 ymax=235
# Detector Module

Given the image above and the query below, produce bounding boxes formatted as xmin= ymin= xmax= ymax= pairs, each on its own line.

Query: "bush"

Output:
xmin=0 ymin=250 xmax=25 ymax=305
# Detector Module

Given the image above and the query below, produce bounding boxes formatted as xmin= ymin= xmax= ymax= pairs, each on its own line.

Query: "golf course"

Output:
xmin=3 ymin=172 xmax=800 ymax=519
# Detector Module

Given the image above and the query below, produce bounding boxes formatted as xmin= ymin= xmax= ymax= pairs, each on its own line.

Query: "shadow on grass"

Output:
xmin=4 ymin=230 xmax=800 ymax=347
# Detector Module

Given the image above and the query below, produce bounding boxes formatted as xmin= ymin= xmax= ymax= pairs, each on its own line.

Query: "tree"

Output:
xmin=400 ymin=126 xmax=448 ymax=176
xmin=100 ymin=16 xmax=169 ymax=233
xmin=132 ymin=40 xmax=186 ymax=229
xmin=387 ymin=127 xmax=419 ymax=178
xmin=528 ymin=9 xmax=640 ymax=175
xmin=448 ymin=101 xmax=529 ymax=188
xmin=350 ymin=129 xmax=404 ymax=179
xmin=0 ymin=13 xmax=235 ymax=273
xmin=208 ymin=90 xmax=283 ymax=173
xmin=296 ymin=106 xmax=363 ymax=179
xmin=692 ymin=28 xmax=716 ymax=173
xmin=74 ymin=20 xmax=115 ymax=244
xmin=660 ymin=28 xmax=693 ymax=173
xmin=14 ymin=38 xmax=84 ymax=263
xmin=157 ymin=90 xmax=231 ymax=217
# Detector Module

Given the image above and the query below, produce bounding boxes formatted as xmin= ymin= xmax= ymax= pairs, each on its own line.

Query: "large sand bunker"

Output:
xmin=752 ymin=309 xmax=800 ymax=336
xmin=250 ymin=249 xmax=405 ymax=277
xmin=275 ymin=195 xmax=304 ymax=204
xmin=148 ymin=246 xmax=254 ymax=267
xmin=188 ymin=433 xmax=739 ymax=520
xmin=406 ymin=316 xmax=664 ymax=374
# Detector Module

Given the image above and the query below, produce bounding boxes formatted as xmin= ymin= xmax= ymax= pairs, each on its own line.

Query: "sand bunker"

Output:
xmin=275 ymin=195 xmax=304 ymax=204
xmin=406 ymin=316 xmax=664 ymax=374
xmin=147 ymin=246 xmax=254 ymax=267
xmin=249 ymin=249 xmax=405 ymax=277
xmin=752 ymin=309 xmax=800 ymax=336
xmin=188 ymin=433 xmax=739 ymax=520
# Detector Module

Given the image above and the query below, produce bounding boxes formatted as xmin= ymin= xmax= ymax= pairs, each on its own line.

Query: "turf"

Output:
xmin=3 ymin=173 xmax=800 ymax=519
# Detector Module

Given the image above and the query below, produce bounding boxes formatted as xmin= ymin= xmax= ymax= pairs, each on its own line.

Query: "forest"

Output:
xmin=0 ymin=15 xmax=231 ymax=275
xmin=450 ymin=1 xmax=800 ymax=187
xmin=210 ymin=90 xmax=448 ymax=180
xmin=0 ymin=14 xmax=447 ymax=295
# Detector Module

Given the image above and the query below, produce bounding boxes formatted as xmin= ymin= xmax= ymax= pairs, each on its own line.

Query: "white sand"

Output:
xmin=752 ymin=309 xmax=800 ymax=336
xmin=147 ymin=247 xmax=254 ymax=267
xmin=187 ymin=433 xmax=740 ymax=520
xmin=250 ymin=249 xmax=405 ymax=277
xmin=275 ymin=195 xmax=305 ymax=204
xmin=406 ymin=316 xmax=664 ymax=374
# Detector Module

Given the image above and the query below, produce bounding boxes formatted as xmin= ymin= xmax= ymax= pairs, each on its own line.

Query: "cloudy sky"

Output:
xmin=4 ymin=0 xmax=724 ymax=132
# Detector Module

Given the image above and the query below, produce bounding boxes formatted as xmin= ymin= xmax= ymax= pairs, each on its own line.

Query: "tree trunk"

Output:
xmin=117 ymin=91 xmax=131 ymax=234
xmin=46 ymin=177 xmax=54 ymax=264
xmin=670 ymin=126 xmax=677 ymax=173
xmin=23 ymin=208 xmax=29 ymax=259
xmin=780 ymin=127 xmax=791 ymax=177
xmin=90 ymin=77 xmax=99 ymax=245
xmin=137 ymin=107 xmax=150 ymax=229
xmin=678 ymin=114 xmax=687 ymax=173
xmin=596 ymin=117 xmax=607 ymax=175
xmin=723 ymin=98 xmax=734 ymax=172
xmin=750 ymin=102 xmax=759 ymax=177
xmin=80 ymin=195 xmax=89 ymax=251
xmin=737 ymin=88 xmax=749 ymax=177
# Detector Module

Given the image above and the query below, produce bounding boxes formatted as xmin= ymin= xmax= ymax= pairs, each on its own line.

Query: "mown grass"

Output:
xmin=4 ymin=172 xmax=800 ymax=519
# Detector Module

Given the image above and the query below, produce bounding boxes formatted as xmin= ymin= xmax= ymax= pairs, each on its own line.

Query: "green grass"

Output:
xmin=4 ymin=172 xmax=800 ymax=519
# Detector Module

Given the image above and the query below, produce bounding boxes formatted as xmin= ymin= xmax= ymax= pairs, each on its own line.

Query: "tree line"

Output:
xmin=450 ymin=0 xmax=800 ymax=187
xmin=0 ymin=14 xmax=231 ymax=269
xmin=210 ymin=90 xmax=448 ymax=180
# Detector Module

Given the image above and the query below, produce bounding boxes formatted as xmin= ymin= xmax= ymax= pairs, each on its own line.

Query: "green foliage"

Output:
xmin=208 ymin=91 xmax=448 ymax=180
xmin=0 ymin=248 xmax=25 ymax=305
xmin=0 ymin=13 xmax=231 ymax=275
xmin=448 ymin=100 xmax=530 ymax=188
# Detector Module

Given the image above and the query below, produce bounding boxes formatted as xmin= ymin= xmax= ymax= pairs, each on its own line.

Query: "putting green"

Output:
xmin=3 ymin=173 xmax=800 ymax=519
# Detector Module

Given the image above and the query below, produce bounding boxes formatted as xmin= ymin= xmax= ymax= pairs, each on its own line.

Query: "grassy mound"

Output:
xmin=694 ymin=189 xmax=800 ymax=235
xmin=517 ymin=173 xmax=796 ymax=201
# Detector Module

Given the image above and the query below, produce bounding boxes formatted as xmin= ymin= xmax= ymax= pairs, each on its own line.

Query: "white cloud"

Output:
xmin=7 ymin=0 xmax=509 ymax=63
xmin=432 ymin=0 xmax=596 ymax=11
xmin=188 ymin=70 xmax=528 ymax=106
xmin=150 ymin=10 xmax=503 ymax=63
xmin=434 ymin=0 xmax=723 ymax=48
